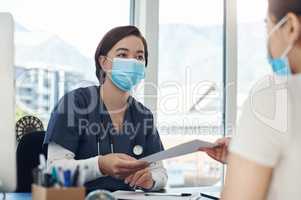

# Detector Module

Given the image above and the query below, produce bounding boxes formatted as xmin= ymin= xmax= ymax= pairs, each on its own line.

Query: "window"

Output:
xmin=1 ymin=0 xmax=131 ymax=123
xmin=158 ymin=0 xmax=224 ymax=187
xmin=237 ymin=0 xmax=270 ymax=114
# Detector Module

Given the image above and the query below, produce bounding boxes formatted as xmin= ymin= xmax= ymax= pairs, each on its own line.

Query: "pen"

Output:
xmin=64 ymin=170 xmax=72 ymax=187
xmin=57 ymin=167 xmax=65 ymax=186
xmin=78 ymin=165 xmax=88 ymax=186
xmin=200 ymin=193 xmax=219 ymax=200
xmin=38 ymin=154 xmax=47 ymax=186
xmin=144 ymin=193 xmax=192 ymax=197
xmin=39 ymin=154 xmax=46 ymax=172
xmin=39 ymin=154 xmax=46 ymax=167
xmin=72 ymin=166 xmax=80 ymax=187
xmin=51 ymin=167 xmax=59 ymax=185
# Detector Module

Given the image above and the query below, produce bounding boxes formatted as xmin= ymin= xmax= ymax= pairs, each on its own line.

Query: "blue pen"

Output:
xmin=63 ymin=170 xmax=72 ymax=187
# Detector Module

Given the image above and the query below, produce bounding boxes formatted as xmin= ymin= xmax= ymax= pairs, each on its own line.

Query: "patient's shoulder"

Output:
xmin=242 ymin=74 xmax=290 ymax=134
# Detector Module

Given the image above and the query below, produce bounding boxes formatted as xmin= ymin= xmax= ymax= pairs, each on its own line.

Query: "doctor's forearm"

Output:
xmin=47 ymin=143 xmax=105 ymax=183
xmin=48 ymin=156 xmax=105 ymax=183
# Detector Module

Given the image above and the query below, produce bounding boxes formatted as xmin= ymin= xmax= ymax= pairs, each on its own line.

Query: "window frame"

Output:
xmin=132 ymin=0 xmax=238 ymax=186
xmin=132 ymin=0 xmax=160 ymax=123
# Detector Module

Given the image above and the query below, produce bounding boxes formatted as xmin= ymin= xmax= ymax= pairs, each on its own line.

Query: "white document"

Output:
xmin=112 ymin=190 xmax=199 ymax=200
xmin=140 ymin=139 xmax=217 ymax=163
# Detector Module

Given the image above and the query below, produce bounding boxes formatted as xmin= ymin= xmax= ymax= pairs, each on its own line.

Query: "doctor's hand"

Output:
xmin=199 ymin=137 xmax=231 ymax=164
xmin=124 ymin=167 xmax=154 ymax=190
xmin=98 ymin=153 xmax=149 ymax=179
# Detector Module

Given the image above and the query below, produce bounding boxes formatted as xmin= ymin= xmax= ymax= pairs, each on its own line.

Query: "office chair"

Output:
xmin=16 ymin=131 xmax=48 ymax=192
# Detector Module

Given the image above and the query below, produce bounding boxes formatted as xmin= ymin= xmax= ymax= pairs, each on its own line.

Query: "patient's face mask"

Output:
xmin=106 ymin=57 xmax=145 ymax=92
xmin=267 ymin=16 xmax=293 ymax=76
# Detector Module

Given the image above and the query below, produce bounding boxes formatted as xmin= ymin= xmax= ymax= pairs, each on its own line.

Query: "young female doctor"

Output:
xmin=44 ymin=26 xmax=167 ymax=192
xmin=202 ymin=0 xmax=301 ymax=199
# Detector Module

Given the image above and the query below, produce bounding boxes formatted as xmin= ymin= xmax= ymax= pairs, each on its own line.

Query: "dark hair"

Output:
xmin=269 ymin=0 xmax=301 ymax=21
xmin=94 ymin=25 xmax=148 ymax=84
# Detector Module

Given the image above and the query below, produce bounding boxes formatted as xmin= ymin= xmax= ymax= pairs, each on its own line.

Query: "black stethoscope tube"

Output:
xmin=96 ymin=98 xmax=141 ymax=156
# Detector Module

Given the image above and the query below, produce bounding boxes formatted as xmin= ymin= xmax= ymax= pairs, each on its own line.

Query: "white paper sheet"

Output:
xmin=140 ymin=139 xmax=217 ymax=163
xmin=112 ymin=190 xmax=200 ymax=200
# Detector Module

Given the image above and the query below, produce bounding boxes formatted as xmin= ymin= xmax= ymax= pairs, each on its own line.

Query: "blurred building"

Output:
xmin=14 ymin=22 xmax=94 ymax=123
xmin=16 ymin=65 xmax=83 ymax=123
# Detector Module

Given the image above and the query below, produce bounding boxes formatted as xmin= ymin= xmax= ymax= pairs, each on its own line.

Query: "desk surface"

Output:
xmin=6 ymin=187 xmax=220 ymax=200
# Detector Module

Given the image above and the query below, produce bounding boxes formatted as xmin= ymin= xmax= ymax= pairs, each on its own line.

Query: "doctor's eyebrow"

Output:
xmin=115 ymin=48 xmax=144 ymax=54
xmin=116 ymin=48 xmax=129 ymax=52
xmin=136 ymin=50 xmax=144 ymax=54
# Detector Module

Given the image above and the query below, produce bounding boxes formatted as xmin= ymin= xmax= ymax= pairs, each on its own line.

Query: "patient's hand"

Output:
xmin=199 ymin=137 xmax=231 ymax=164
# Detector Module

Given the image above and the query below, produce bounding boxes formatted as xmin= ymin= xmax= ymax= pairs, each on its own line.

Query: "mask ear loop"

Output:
xmin=268 ymin=15 xmax=289 ymax=37
xmin=268 ymin=15 xmax=294 ymax=59
xmin=267 ymin=16 xmax=289 ymax=56
xmin=273 ymin=16 xmax=295 ymax=59
xmin=281 ymin=43 xmax=293 ymax=58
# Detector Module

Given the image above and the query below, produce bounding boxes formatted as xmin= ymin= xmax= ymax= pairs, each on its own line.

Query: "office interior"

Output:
xmin=1 ymin=0 xmax=299 ymax=199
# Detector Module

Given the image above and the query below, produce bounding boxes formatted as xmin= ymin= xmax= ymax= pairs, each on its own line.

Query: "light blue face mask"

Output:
xmin=108 ymin=57 xmax=145 ymax=92
xmin=267 ymin=55 xmax=291 ymax=76
xmin=267 ymin=16 xmax=293 ymax=76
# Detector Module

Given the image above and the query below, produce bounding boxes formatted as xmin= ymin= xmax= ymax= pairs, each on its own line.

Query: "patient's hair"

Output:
xmin=94 ymin=26 xmax=148 ymax=84
xmin=269 ymin=0 xmax=301 ymax=21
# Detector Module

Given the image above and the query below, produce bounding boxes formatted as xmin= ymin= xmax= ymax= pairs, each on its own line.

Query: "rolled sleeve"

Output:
xmin=150 ymin=161 xmax=168 ymax=191
xmin=47 ymin=143 xmax=104 ymax=183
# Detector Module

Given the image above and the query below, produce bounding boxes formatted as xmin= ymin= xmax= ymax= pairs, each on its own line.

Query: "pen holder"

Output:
xmin=32 ymin=184 xmax=86 ymax=200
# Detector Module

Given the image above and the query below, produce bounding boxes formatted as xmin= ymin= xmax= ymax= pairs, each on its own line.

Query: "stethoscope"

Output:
xmin=96 ymin=100 xmax=144 ymax=157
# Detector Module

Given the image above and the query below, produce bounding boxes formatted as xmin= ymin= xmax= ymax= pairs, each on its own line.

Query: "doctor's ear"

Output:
xmin=285 ymin=13 xmax=301 ymax=44
xmin=98 ymin=56 xmax=111 ymax=72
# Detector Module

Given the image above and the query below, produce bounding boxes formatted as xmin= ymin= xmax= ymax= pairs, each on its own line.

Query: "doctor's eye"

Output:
xmin=117 ymin=53 xmax=127 ymax=58
xmin=136 ymin=55 xmax=145 ymax=61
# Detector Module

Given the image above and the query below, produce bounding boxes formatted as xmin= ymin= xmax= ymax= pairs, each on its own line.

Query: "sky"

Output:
xmin=0 ymin=0 xmax=267 ymax=58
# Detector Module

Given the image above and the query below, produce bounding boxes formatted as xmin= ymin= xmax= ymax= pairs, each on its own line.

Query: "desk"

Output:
xmin=6 ymin=187 xmax=220 ymax=200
